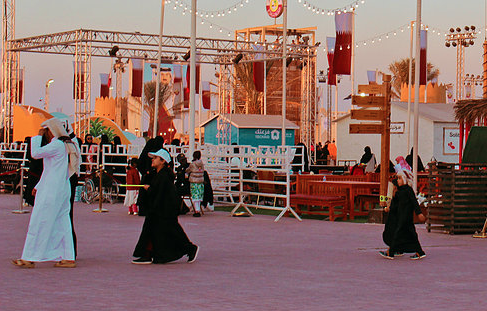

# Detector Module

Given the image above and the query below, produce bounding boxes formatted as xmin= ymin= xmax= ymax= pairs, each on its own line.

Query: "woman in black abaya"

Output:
xmin=380 ymin=172 xmax=426 ymax=260
xmin=132 ymin=148 xmax=199 ymax=265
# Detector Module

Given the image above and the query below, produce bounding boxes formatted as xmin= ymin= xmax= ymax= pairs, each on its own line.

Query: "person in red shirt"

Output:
xmin=124 ymin=158 xmax=141 ymax=215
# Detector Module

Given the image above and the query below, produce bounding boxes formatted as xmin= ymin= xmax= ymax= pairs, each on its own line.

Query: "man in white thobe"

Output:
xmin=12 ymin=118 xmax=76 ymax=268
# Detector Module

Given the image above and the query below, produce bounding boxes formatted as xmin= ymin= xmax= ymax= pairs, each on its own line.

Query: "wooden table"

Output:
xmin=309 ymin=180 xmax=380 ymax=219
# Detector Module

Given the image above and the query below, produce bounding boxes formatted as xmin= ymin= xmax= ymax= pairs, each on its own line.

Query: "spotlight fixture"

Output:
xmin=232 ymin=53 xmax=243 ymax=64
xmin=182 ymin=51 xmax=191 ymax=61
xmin=286 ymin=56 xmax=293 ymax=67
xmin=108 ymin=46 xmax=119 ymax=57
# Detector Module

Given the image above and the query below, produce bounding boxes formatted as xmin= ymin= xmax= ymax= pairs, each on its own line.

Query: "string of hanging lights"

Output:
xmin=297 ymin=0 xmax=366 ymax=15
xmin=165 ymin=0 xmax=251 ymax=19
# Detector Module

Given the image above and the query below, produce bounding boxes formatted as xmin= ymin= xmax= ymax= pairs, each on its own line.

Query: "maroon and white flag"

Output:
xmin=130 ymin=58 xmax=143 ymax=97
xmin=202 ymin=81 xmax=211 ymax=110
xmin=100 ymin=73 xmax=110 ymax=98
xmin=252 ymin=44 xmax=265 ymax=92
xmin=420 ymin=29 xmax=427 ymax=85
xmin=172 ymin=64 xmax=183 ymax=107
xmin=333 ymin=12 xmax=353 ymax=75
xmin=326 ymin=37 xmax=336 ymax=86
xmin=17 ymin=68 xmax=24 ymax=103
xmin=73 ymin=61 xmax=85 ymax=100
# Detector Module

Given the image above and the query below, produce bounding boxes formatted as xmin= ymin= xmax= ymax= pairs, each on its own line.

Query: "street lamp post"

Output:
xmin=44 ymin=79 xmax=54 ymax=112
xmin=445 ymin=26 xmax=477 ymax=101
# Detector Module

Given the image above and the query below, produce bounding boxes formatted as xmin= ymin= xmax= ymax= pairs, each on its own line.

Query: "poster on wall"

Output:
xmin=443 ymin=128 xmax=460 ymax=155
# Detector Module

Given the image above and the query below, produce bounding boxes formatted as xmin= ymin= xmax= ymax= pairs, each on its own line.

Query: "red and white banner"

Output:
xmin=367 ymin=70 xmax=377 ymax=84
xmin=173 ymin=64 xmax=183 ymax=83
xmin=252 ymin=44 xmax=265 ymax=92
xmin=326 ymin=37 xmax=336 ymax=86
xmin=73 ymin=61 xmax=85 ymax=100
xmin=100 ymin=73 xmax=110 ymax=98
xmin=420 ymin=29 xmax=427 ymax=86
xmin=17 ymin=68 xmax=24 ymax=103
xmin=333 ymin=12 xmax=353 ymax=75
xmin=130 ymin=58 xmax=144 ymax=97
xmin=202 ymin=81 xmax=211 ymax=110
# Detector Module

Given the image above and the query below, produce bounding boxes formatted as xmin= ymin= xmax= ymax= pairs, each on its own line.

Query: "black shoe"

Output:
xmin=394 ymin=252 xmax=404 ymax=257
xmin=379 ymin=250 xmax=394 ymax=260
xmin=192 ymin=212 xmax=201 ymax=217
xmin=410 ymin=252 xmax=426 ymax=260
xmin=187 ymin=245 xmax=199 ymax=263
xmin=131 ymin=257 xmax=152 ymax=265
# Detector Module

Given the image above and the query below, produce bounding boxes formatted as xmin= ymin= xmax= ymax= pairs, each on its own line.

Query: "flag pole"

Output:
xmin=281 ymin=0 xmax=288 ymax=147
xmin=189 ymin=0 xmax=197 ymax=157
xmin=413 ymin=0 xmax=422 ymax=193
xmin=407 ymin=20 xmax=414 ymax=153
xmin=153 ymin=0 xmax=165 ymax=138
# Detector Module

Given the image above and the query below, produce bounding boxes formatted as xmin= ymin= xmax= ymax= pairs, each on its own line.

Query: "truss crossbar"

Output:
xmin=9 ymin=29 xmax=316 ymax=64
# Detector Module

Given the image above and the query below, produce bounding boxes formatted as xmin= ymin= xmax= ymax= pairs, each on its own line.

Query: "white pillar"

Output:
xmin=407 ymin=20 xmax=414 ymax=153
xmin=152 ymin=0 xmax=165 ymax=138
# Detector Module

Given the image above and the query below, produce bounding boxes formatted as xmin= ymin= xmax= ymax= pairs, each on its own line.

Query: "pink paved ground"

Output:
xmin=1 ymin=193 xmax=485 ymax=311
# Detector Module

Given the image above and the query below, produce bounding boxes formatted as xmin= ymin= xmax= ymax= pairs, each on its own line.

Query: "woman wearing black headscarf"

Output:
xmin=359 ymin=146 xmax=376 ymax=173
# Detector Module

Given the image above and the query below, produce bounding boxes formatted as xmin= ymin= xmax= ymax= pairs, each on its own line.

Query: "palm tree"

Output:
xmin=388 ymin=58 xmax=439 ymax=99
xmin=143 ymin=81 xmax=173 ymax=134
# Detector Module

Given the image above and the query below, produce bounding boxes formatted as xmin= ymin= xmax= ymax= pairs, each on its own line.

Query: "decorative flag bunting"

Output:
xmin=420 ymin=29 xmax=427 ymax=86
xmin=130 ymin=58 xmax=144 ymax=97
xmin=367 ymin=70 xmax=376 ymax=84
xmin=326 ymin=37 xmax=336 ymax=86
xmin=252 ymin=44 xmax=265 ymax=92
xmin=202 ymin=81 xmax=211 ymax=110
xmin=333 ymin=12 xmax=353 ymax=75
xmin=73 ymin=61 xmax=85 ymax=100
xmin=100 ymin=73 xmax=110 ymax=98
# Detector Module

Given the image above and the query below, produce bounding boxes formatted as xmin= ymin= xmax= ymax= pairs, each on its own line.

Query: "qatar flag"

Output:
xmin=420 ymin=29 xmax=427 ymax=85
xmin=130 ymin=58 xmax=144 ymax=97
xmin=202 ymin=81 xmax=211 ymax=110
xmin=333 ymin=12 xmax=353 ymax=75
xmin=252 ymin=44 xmax=265 ymax=92
xmin=17 ymin=68 xmax=24 ymax=103
xmin=367 ymin=70 xmax=377 ymax=84
xmin=326 ymin=37 xmax=336 ymax=86
xmin=100 ymin=73 xmax=110 ymax=98
xmin=72 ymin=61 xmax=85 ymax=100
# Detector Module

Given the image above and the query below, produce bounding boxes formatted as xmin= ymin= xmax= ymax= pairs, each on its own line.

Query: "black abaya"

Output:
xmin=383 ymin=185 xmax=424 ymax=254
xmin=133 ymin=166 xmax=196 ymax=263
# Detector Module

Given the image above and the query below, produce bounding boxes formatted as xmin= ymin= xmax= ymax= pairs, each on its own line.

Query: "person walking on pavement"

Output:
xmin=185 ymin=150 xmax=205 ymax=217
xmin=132 ymin=148 xmax=199 ymax=265
xmin=12 ymin=118 xmax=78 ymax=268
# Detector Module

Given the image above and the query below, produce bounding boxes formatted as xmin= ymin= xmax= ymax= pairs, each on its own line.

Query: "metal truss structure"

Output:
xmin=300 ymin=49 xmax=317 ymax=160
xmin=2 ymin=0 xmax=20 ymax=142
xmin=3 ymin=24 xmax=316 ymax=142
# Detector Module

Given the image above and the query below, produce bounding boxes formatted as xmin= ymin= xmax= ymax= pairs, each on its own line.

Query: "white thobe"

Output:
xmin=21 ymin=135 xmax=74 ymax=261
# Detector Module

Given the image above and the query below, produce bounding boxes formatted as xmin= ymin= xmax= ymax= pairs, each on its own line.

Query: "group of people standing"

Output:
xmin=12 ymin=120 xmax=201 ymax=268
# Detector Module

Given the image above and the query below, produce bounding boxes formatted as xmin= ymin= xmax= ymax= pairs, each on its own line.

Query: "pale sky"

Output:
xmin=10 ymin=0 xmax=487 ymax=117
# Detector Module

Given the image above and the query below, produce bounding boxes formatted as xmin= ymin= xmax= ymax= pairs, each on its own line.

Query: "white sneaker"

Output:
xmin=207 ymin=204 xmax=214 ymax=212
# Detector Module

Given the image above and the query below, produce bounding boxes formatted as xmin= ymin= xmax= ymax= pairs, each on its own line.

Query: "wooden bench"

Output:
xmin=0 ymin=161 xmax=21 ymax=192
xmin=290 ymin=175 xmax=347 ymax=221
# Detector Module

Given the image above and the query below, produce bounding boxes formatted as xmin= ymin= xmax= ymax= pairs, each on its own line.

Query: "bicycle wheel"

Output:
xmin=81 ymin=179 xmax=96 ymax=204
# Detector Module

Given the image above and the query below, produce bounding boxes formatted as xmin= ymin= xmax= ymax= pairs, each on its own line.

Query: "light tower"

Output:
xmin=445 ymin=26 xmax=477 ymax=101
